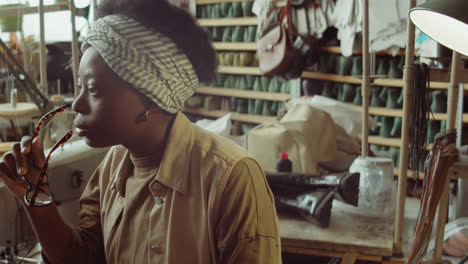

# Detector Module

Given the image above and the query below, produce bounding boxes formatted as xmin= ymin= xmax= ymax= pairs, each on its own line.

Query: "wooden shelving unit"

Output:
xmin=187 ymin=7 xmax=289 ymax=126
xmin=305 ymin=47 xmax=464 ymax=179
xmin=213 ymin=42 xmax=256 ymax=51
xmin=197 ymin=17 xmax=257 ymax=27
xmin=368 ymin=135 xmax=401 ymax=147
xmin=369 ymin=135 xmax=433 ymax=150
xmin=301 ymin=73 xmax=468 ymax=90
xmin=347 ymin=104 xmax=468 ymax=121
xmin=374 ymin=78 xmax=468 ymax=90
xmin=184 ymin=107 xmax=277 ymax=124
xmin=197 ymin=0 xmax=253 ymax=5
xmin=195 ymin=86 xmax=290 ymax=101
xmin=301 ymin=71 xmax=363 ymax=84
xmin=320 ymin=46 xmax=406 ymax=56
xmin=218 ymin=66 xmax=262 ymax=75
xmin=393 ymin=168 xmax=424 ymax=180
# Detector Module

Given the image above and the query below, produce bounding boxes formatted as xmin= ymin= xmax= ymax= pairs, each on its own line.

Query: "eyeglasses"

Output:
xmin=24 ymin=105 xmax=73 ymax=207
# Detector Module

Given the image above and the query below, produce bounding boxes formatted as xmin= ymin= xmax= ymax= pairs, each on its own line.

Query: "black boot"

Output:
xmin=274 ymin=190 xmax=334 ymax=228
xmin=266 ymin=171 xmax=360 ymax=206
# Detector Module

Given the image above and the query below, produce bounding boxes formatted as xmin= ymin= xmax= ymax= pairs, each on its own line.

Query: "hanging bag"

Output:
xmin=257 ymin=0 xmax=297 ymax=76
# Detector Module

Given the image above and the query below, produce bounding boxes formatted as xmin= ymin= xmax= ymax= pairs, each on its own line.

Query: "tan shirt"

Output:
xmin=56 ymin=113 xmax=281 ymax=264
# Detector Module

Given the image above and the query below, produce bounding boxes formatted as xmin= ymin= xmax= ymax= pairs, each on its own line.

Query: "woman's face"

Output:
xmin=72 ymin=47 xmax=147 ymax=147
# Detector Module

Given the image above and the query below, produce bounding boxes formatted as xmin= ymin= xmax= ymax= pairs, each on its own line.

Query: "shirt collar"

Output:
xmin=110 ymin=112 xmax=193 ymax=196
xmin=155 ymin=112 xmax=193 ymax=195
xmin=111 ymin=150 xmax=133 ymax=197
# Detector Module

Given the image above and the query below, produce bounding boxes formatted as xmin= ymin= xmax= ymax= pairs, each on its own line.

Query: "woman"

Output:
xmin=0 ymin=0 xmax=281 ymax=263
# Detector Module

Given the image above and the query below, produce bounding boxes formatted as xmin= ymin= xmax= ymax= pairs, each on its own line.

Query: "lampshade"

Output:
xmin=409 ymin=0 xmax=468 ymax=56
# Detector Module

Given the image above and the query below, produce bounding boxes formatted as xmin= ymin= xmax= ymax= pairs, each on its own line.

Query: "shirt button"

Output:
xmin=151 ymin=245 xmax=164 ymax=254
xmin=154 ymin=197 xmax=164 ymax=205
xmin=151 ymin=182 xmax=164 ymax=192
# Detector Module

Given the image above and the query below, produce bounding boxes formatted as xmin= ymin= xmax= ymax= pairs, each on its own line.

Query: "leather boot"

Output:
xmin=388 ymin=56 xmax=403 ymax=79
xmin=370 ymin=115 xmax=381 ymax=135
xmin=213 ymin=27 xmax=224 ymax=41
xmin=319 ymin=53 xmax=329 ymax=73
xmin=380 ymin=116 xmax=394 ymax=137
xmin=376 ymin=56 xmax=389 ymax=77
xmin=213 ymin=4 xmax=221 ymax=18
xmin=430 ymin=90 xmax=447 ymax=113
xmin=220 ymin=3 xmax=230 ymax=17
xmin=277 ymin=102 xmax=286 ymax=117
xmin=441 ymin=119 xmax=447 ymax=131
xmin=253 ymin=76 xmax=263 ymax=91
xmin=268 ymin=77 xmax=281 ymax=93
xmin=260 ymin=76 xmax=270 ymax=92
xmin=389 ymin=147 xmax=400 ymax=167
xmin=215 ymin=73 xmax=226 ymax=87
xmin=266 ymin=171 xmax=360 ymax=206
xmin=386 ymin=88 xmax=402 ymax=108
xmin=281 ymin=81 xmax=290 ymax=94
xmin=226 ymin=3 xmax=234 ymax=17
xmin=248 ymin=99 xmax=255 ymax=114
xmin=237 ymin=76 xmax=248 ymax=90
xmin=245 ymin=75 xmax=255 ymax=90
xmin=241 ymin=1 xmax=254 ymax=16
xmin=253 ymin=99 xmax=263 ymax=115
xmin=391 ymin=117 xmax=402 ymax=138
xmin=223 ymin=74 xmax=236 ymax=88
xmin=426 ymin=119 xmax=441 ymax=144
xmin=239 ymin=52 xmax=253 ymax=66
xmin=203 ymin=96 xmax=222 ymax=110
xmin=200 ymin=5 xmax=208 ymax=18
xmin=326 ymin=54 xmax=339 ymax=74
xmin=222 ymin=26 xmax=233 ymax=42
xmin=337 ymin=55 xmax=353 ymax=76
xmin=321 ymin=82 xmax=338 ymax=99
xmin=244 ymin=26 xmax=257 ymax=42
xmin=232 ymin=26 xmax=244 ymax=42
xmin=340 ymin=83 xmax=356 ymax=102
xmin=206 ymin=5 xmax=214 ymax=18
xmin=351 ymin=56 xmax=363 ymax=76
xmin=336 ymin=83 xmax=344 ymax=101
xmin=370 ymin=86 xmax=386 ymax=107
xmin=353 ymin=86 xmax=362 ymax=105
xmin=262 ymin=100 xmax=275 ymax=116
xmin=302 ymin=79 xmax=323 ymax=96
xmin=231 ymin=2 xmax=242 ymax=17
xmin=236 ymin=98 xmax=248 ymax=113
xmin=274 ymin=190 xmax=334 ymax=228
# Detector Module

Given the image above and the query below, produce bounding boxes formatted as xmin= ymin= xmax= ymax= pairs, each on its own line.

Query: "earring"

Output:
xmin=135 ymin=109 xmax=151 ymax=123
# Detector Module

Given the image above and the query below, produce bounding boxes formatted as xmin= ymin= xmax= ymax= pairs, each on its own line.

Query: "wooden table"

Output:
xmin=279 ymin=200 xmax=394 ymax=263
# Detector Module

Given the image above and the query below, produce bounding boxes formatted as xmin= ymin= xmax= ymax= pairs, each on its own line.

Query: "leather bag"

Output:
xmin=257 ymin=0 xmax=297 ymax=76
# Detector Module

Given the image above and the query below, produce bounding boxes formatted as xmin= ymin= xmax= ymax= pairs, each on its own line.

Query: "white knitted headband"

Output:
xmin=81 ymin=14 xmax=199 ymax=113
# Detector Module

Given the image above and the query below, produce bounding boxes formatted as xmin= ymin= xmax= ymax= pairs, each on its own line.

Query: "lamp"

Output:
xmin=409 ymin=0 xmax=468 ymax=56
xmin=407 ymin=1 xmax=467 ymax=263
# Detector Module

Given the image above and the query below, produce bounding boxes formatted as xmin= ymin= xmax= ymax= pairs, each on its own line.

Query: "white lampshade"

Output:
xmin=410 ymin=0 xmax=468 ymax=56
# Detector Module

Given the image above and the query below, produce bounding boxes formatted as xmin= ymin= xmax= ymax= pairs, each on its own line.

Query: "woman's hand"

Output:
xmin=444 ymin=231 xmax=468 ymax=257
xmin=0 ymin=136 xmax=46 ymax=202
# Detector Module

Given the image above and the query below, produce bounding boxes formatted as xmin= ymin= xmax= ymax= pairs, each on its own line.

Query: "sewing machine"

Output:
xmin=0 ymin=138 xmax=109 ymax=262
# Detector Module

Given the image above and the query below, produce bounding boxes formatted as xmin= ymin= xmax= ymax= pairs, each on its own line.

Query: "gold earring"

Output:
xmin=135 ymin=109 xmax=151 ymax=123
